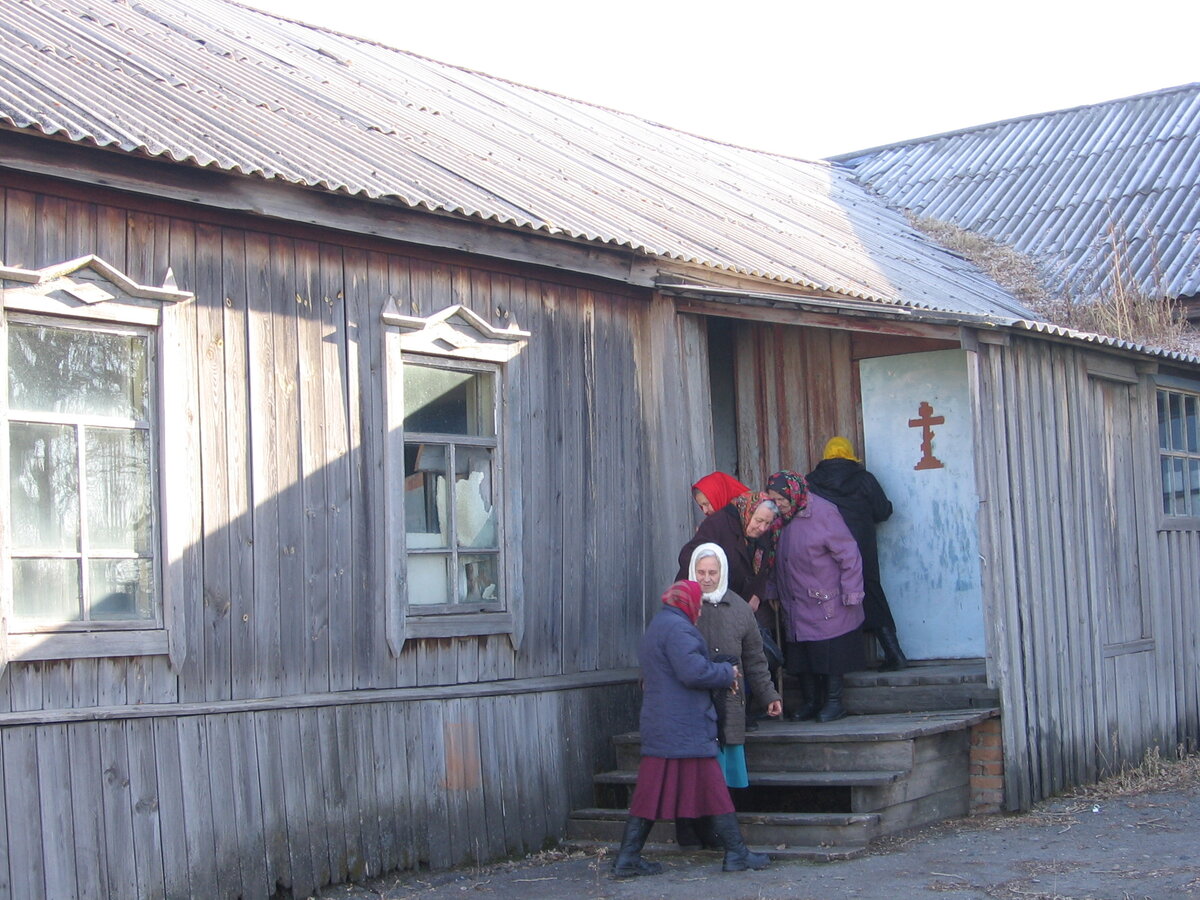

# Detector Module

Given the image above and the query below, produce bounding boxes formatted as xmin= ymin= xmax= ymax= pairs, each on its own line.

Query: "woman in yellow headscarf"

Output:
xmin=806 ymin=437 xmax=907 ymax=670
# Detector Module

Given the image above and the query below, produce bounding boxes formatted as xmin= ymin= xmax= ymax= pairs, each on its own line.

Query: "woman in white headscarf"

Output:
xmin=675 ymin=543 xmax=782 ymax=850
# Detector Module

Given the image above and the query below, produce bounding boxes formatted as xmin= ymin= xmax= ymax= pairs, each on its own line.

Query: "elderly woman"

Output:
xmin=674 ymin=544 xmax=783 ymax=849
xmin=613 ymin=581 xmax=770 ymax=878
xmin=766 ymin=472 xmax=865 ymax=723
xmin=807 ymin=436 xmax=906 ymax=670
xmin=691 ymin=471 xmax=750 ymax=517
xmin=676 ymin=492 xmax=777 ymax=609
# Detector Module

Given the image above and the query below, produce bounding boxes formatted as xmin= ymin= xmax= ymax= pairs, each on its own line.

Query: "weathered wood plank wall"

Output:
xmin=0 ymin=177 xmax=661 ymax=896
xmin=0 ymin=178 xmax=657 ymax=705
xmin=0 ymin=682 xmax=636 ymax=899
xmin=971 ymin=335 xmax=1200 ymax=810
xmin=733 ymin=321 xmax=859 ymax=485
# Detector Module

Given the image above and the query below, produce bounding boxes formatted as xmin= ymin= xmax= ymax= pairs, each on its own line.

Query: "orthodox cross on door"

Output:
xmin=908 ymin=400 xmax=945 ymax=471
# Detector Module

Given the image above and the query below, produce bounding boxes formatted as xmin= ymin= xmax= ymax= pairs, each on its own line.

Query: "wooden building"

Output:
xmin=0 ymin=1 xmax=1197 ymax=897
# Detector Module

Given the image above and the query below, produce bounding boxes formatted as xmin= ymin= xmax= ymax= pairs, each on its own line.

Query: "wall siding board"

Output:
xmin=221 ymin=227 xmax=256 ymax=702
xmin=252 ymin=710 xmax=290 ymax=893
xmin=204 ymin=716 xmax=242 ymax=899
xmin=96 ymin=722 xmax=137 ymax=900
xmin=0 ymin=736 xmax=10 ymax=897
xmin=279 ymin=710 xmax=316 ymax=897
xmin=296 ymin=240 xmax=332 ymax=695
xmin=319 ymin=244 xmax=355 ymax=695
xmin=66 ymin=723 xmax=106 ymax=900
xmin=176 ymin=717 xmax=219 ymax=897
xmin=4 ymin=727 xmax=45 ymax=899
xmin=197 ymin=222 xmax=235 ymax=703
xmin=227 ymin=711 xmax=270 ymax=900
xmin=270 ymin=237 xmax=306 ymax=697
xmin=124 ymin=719 xmax=166 ymax=900
xmin=151 ymin=718 xmax=191 ymax=898
xmin=300 ymin=707 xmax=335 ymax=889
xmin=246 ymin=230 xmax=283 ymax=698
xmin=37 ymin=725 xmax=76 ymax=899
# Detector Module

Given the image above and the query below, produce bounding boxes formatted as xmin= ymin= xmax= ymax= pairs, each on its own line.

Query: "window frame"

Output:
xmin=381 ymin=302 xmax=528 ymax=653
xmin=1155 ymin=375 xmax=1200 ymax=530
xmin=1 ymin=256 xmax=195 ymax=670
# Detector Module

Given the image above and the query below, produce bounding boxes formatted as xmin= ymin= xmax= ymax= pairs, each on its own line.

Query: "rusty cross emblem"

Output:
xmin=908 ymin=401 xmax=945 ymax=471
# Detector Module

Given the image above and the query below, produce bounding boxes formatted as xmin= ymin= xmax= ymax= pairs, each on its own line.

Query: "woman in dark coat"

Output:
xmin=613 ymin=581 xmax=770 ymax=878
xmin=806 ymin=436 xmax=907 ymax=670
xmin=676 ymin=492 xmax=777 ymax=608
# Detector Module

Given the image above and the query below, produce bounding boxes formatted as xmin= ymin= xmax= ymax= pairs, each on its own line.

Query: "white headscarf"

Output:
xmin=688 ymin=542 xmax=729 ymax=604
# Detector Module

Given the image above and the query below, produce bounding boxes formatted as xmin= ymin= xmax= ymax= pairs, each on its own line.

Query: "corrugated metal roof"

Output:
xmin=834 ymin=84 xmax=1200 ymax=303
xmin=0 ymin=0 xmax=1031 ymax=320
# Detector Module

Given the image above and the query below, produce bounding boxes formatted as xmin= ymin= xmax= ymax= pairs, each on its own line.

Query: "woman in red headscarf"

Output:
xmin=612 ymin=581 xmax=770 ymax=878
xmin=691 ymin=471 xmax=750 ymax=517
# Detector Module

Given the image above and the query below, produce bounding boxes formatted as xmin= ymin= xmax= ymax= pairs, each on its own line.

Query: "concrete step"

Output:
xmin=566 ymin=807 xmax=880 ymax=851
xmin=593 ymin=768 xmax=906 ymax=789
xmin=560 ymin=839 xmax=868 ymax=863
xmin=613 ymin=709 xmax=996 ymax=772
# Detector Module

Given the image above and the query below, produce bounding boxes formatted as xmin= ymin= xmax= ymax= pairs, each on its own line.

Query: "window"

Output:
xmin=1 ymin=256 xmax=195 ymax=668
xmin=8 ymin=318 xmax=158 ymax=625
xmin=381 ymin=302 xmax=528 ymax=651
xmin=403 ymin=359 xmax=501 ymax=609
xmin=1157 ymin=387 xmax=1200 ymax=519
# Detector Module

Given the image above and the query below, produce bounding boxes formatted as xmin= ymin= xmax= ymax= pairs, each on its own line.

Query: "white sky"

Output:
xmin=243 ymin=0 xmax=1199 ymax=161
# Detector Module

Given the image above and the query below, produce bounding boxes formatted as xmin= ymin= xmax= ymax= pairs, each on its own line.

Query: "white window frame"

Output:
xmin=1 ymin=257 xmax=196 ymax=671
xmin=381 ymin=302 xmax=528 ymax=653
xmin=1155 ymin=376 xmax=1200 ymax=529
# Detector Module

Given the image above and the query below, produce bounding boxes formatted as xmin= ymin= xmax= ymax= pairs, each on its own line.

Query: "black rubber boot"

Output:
xmin=877 ymin=627 xmax=909 ymax=671
xmin=786 ymin=674 xmax=823 ymax=721
xmin=817 ymin=674 xmax=847 ymax=722
xmin=675 ymin=816 xmax=722 ymax=850
xmin=612 ymin=816 xmax=662 ymax=877
xmin=710 ymin=812 xmax=770 ymax=872
xmin=695 ymin=815 xmax=724 ymax=851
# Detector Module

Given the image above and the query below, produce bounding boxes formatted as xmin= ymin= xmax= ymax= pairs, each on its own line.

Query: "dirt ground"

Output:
xmin=323 ymin=756 xmax=1200 ymax=900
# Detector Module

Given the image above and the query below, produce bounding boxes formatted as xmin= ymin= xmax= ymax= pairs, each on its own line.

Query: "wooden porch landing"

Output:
xmin=566 ymin=660 xmax=1000 ymax=860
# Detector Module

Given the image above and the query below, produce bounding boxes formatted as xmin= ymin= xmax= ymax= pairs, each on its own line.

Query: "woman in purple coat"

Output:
xmin=766 ymin=472 xmax=865 ymax=723
xmin=613 ymin=581 xmax=770 ymax=878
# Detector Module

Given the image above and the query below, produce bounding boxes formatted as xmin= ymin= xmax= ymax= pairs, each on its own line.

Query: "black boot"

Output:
xmin=786 ymin=674 xmax=823 ymax=721
xmin=817 ymin=674 xmax=847 ymax=722
xmin=612 ymin=816 xmax=662 ymax=877
xmin=695 ymin=815 xmax=724 ymax=851
xmin=877 ymin=627 xmax=908 ymax=671
xmin=675 ymin=817 xmax=721 ymax=850
xmin=710 ymin=812 xmax=770 ymax=872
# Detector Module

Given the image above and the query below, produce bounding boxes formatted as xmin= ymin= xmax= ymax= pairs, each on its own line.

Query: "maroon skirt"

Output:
xmin=628 ymin=756 xmax=735 ymax=820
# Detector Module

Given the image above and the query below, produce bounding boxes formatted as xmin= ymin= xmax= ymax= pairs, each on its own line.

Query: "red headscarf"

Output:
xmin=691 ymin=471 xmax=750 ymax=514
xmin=661 ymin=580 xmax=703 ymax=624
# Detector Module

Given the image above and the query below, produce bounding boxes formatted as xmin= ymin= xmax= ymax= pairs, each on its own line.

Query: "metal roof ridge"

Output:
xmin=827 ymin=82 xmax=1200 ymax=164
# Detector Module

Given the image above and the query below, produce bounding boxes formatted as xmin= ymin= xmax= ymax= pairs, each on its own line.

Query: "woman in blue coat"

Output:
xmin=613 ymin=580 xmax=771 ymax=878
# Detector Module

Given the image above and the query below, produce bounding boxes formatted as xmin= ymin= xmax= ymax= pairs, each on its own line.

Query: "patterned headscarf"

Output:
xmin=691 ymin=471 xmax=751 ymax=514
xmin=661 ymin=580 xmax=703 ymax=624
xmin=763 ymin=470 xmax=809 ymax=572
xmin=731 ymin=491 xmax=774 ymax=574
xmin=822 ymin=436 xmax=861 ymax=462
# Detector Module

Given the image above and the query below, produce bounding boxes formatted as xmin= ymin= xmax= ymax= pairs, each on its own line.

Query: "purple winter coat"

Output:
xmin=637 ymin=605 xmax=736 ymax=759
xmin=768 ymin=493 xmax=866 ymax=642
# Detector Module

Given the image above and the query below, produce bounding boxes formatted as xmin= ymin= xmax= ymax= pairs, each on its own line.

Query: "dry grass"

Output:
xmin=910 ymin=214 xmax=1200 ymax=356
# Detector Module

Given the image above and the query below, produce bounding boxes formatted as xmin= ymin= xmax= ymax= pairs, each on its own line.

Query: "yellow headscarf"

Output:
xmin=822 ymin=436 xmax=860 ymax=462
